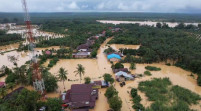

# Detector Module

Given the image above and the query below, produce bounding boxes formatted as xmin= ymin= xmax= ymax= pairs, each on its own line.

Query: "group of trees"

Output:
xmin=138 ymin=78 xmax=201 ymax=110
xmin=109 ymin=24 xmax=201 ymax=86
xmin=4 ymin=64 xmax=58 ymax=93
xmin=0 ymin=30 xmax=22 ymax=46
xmin=0 ymin=88 xmax=62 ymax=111
xmin=105 ymin=86 xmax=122 ymax=111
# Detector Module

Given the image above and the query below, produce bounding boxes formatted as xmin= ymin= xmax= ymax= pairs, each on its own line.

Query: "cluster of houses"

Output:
xmin=73 ymin=31 xmax=106 ymax=58
xmin=61 ymin=80 xmax=109 ymax=110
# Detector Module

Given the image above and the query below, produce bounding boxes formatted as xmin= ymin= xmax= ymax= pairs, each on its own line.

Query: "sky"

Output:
xmin=0 ymin=0 xmax=201 ymax=13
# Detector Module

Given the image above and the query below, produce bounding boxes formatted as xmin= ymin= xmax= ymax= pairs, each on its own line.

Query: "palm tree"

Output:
xmin=74 ymin=64 xmax=85 ymax=83
xmin=57 ymin=67 xmax=68 ymax=90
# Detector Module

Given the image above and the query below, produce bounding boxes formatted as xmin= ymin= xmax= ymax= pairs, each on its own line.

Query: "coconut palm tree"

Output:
xmin=57 ymin=67 xmax=68 ymax=90
xmin=74 ymin=64 xmax=85 ymax=83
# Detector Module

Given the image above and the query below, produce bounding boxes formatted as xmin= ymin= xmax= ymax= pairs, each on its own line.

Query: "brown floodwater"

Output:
xmin=0 ymin=37 xmax=201 ymax=110
xmin=0 ymin=43 xmax=19 ymax=52
xmin=110 ymin=44 xmax=140 ymax=51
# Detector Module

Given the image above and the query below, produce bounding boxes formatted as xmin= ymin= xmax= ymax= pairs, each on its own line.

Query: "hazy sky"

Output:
xmin=0 ymin=0 xmax=201 ymax=13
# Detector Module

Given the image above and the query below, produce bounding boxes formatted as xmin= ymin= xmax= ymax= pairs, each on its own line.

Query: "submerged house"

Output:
xmin=73 ymin=52 xmax=91 ymax=58
xmin=61 ymin=84 xmax=98 ymax=109
xmin=115 ymin=71 xmax=134 ymax=82
xmin=107 ymin=53 xmax=121 ymax=62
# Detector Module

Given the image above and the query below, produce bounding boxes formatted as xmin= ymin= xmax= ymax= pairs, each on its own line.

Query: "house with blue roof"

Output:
xmin=107 ymin=53 xmax=121 ymax=62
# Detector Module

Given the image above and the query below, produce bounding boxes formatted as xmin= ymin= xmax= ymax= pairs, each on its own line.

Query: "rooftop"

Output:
xmin=107 ymin=53 xmax=121 ymax=60
xmin=63 ymin=84 xmax=98 ymax=109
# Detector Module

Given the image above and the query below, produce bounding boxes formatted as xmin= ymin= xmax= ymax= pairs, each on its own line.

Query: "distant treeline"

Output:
xmin=1 ymin=12 xmax=201 ymax=24
xmin=0 ymin=30 xmax=22 ymax=46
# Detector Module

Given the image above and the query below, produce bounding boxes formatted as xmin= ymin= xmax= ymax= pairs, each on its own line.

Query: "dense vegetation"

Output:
xmin=105 ymin=86 xmax=122 ymax=111
xmin=138 ymin=78 xmax=201 ymax=111
xmin=0 ymin=88 xmax=62 ymax=111
xmin=130 ymin=88 xmax=145 ymax=110
xmin=4 ymin=64 xmax=58 ymax=93
xmin=109 ymin=24 xmax=201 ymax=86
xmin=36 ymin=20 xmax=112 ymax=49
xmin=0 ymin=30 xmax=22 ymax=46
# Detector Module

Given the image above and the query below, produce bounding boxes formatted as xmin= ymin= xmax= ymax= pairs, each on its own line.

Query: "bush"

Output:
xmin=129 ymin=62 xmax=136 ymax=70
xmin=48 ymin=57 xmax=59 ymax=68
xmin=105 ymin=86 xmax=118 ymax=99
xmin=108 ymin=96 xmax=122 ymax=111
xmin=114 ymin=63 xmax=124 ymax=69
xmin=145 ymin=66 xmax=161 ymax=71
xmin=144 ymin=71 xmax=152 ymax=76
xmin=46 ymin=98 xmax=62 ymax=111
xmin=131 ymin=88 xmax=137 ymax=98
xmin=84 ymin=77 xmax=91 ymax=84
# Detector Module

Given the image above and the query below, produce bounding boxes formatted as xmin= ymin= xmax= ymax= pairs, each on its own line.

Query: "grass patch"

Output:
xmin=145 ymin=66 xmax=161 ymax=71
xmin=144 ymin=71 xmax=152 ymax=76
xmin=138 ymin=78 xmax=201 ymax=110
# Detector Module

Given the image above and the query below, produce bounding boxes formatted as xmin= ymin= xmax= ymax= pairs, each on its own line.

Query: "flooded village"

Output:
xmin=1 ymin=19 xmax=201 ymax=111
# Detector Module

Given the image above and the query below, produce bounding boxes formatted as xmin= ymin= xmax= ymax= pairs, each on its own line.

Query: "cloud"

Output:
xmin=0 ymin=0 xmax=201 ymax=13
xmin=67 ymin=1 xmax=80 ymax=10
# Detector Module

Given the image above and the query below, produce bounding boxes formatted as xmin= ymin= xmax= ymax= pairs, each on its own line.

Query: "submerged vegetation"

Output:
xmin=105 ymin=86 xmax=122 ymax=111
xmin=145 ymin=66 xmax=161 ymax=71
xmin=138 ymin=78 xmax=201 ymax=110
xmin=109 ymin=24 xmax=201 ymax=85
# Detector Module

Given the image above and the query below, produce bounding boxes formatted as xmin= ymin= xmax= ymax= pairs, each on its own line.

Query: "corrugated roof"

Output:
xmin=107 ymin=53 xmax=121 ymax=60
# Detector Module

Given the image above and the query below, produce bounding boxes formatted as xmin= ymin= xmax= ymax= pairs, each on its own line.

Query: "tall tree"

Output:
xmin=57 ymin=67 xmax=68 ymax=90
xmin=74 ymin=64 xmax=85 ymax=83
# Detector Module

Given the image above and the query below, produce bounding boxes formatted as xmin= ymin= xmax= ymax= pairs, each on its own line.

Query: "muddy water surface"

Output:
xmin=110 ymin=44 xmax=140 ymax=51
